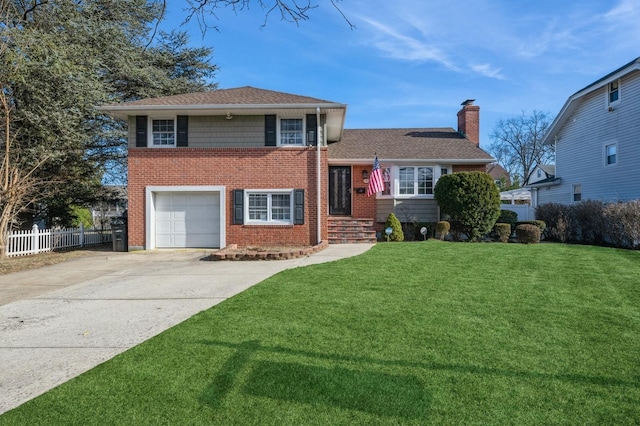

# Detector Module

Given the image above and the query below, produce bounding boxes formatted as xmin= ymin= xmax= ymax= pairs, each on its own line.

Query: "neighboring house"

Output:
xmin=535 ymin=57 xmax=640 ymax=206
xmin=524 ymin=164 xmax=555 ymax=186
xmin=91 ymin=185 xmax=128 ymax=229
xmin=486 ymin=163 xmax=511 ymax=187
xmin=100 ymin=88 xmax=493 ymax=250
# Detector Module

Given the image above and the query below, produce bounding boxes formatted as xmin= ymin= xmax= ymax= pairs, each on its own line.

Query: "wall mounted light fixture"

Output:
xmin=226 ymin=112 xmax=233 ymax=120
xmin=362 ymin=170 xmax=369 ymax=183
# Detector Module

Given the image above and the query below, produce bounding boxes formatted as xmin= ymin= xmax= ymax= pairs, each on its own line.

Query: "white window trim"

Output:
xmin=604 ymin=142 xmax=618 ymax=167
xmin=572 ymin=184 xmax=582 ymax=203
xmin=606 ymin=79 xmax=621 ymax=108
xmin=244 ymin=189 xmax=294 ymax=225
xmin=376 ymin=165 xmax=450 ymax=199
xmin=277 ymin=116 xmax=306 ymax=147
xmin=148 ymin=116 xmax=177 ymax=148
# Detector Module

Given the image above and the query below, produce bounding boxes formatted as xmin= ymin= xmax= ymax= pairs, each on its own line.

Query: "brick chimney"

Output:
xmin=457 ymin=99 xmax=480 ymax=146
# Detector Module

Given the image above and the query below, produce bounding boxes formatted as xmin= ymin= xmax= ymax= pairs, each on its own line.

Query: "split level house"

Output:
xmin=533 ymin=57 xmax=640 ymax=206
xmin=100 ymin=87 xmax=493 ymax=250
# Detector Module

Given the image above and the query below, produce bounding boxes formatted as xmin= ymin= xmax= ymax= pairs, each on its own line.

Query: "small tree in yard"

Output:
xmin=384 ymin=213 xmax=404 ymax=242
xmin=434 ymin=171 xmax=500 ymax=242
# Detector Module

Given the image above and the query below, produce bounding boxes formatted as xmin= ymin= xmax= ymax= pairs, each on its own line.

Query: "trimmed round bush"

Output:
xmin=434 ymin=171 xmax=500 ymax=241
xmin=493 ymin=223 xmax=512 ymax=243
xmin=498 ymin=209 xmax=518 ymax=225
xmin=384 ymin=213 xmax=404 ymax=241
xmin=515 ymin=224 xmax=541 ymax=244
xmin=435 ymin=221 xmax=450 ymax=240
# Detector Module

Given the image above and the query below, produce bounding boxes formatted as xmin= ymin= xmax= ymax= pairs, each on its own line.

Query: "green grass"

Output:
xmin=2 ymin=241 xmax=640 ymax=425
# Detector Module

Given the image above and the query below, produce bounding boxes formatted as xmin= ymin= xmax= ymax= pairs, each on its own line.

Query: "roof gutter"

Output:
xmin=328 ymin=158 xmax=496 ymax=165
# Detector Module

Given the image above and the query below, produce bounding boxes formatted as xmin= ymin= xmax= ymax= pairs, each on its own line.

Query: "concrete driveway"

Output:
xmin=0 ymin=244 xmax=373 ymax=414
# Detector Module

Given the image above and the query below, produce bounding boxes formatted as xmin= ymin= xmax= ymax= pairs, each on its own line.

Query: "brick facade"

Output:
xmin=350 ymin=165 xmax=377 ymax=219
xmin=128 ymin=147 xmax=328 ymax=249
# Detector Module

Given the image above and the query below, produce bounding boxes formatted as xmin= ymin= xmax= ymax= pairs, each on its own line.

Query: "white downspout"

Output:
xmin=316 ymin=107 xmax=322 ymax=245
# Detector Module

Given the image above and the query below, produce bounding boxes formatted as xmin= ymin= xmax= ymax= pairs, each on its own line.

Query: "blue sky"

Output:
xmin=160 ymin=0 xmax=639 ymax=151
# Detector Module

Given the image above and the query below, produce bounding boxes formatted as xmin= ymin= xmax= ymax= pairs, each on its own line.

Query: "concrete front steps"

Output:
xmin=328 ymin=217 xmax=377 ymax=244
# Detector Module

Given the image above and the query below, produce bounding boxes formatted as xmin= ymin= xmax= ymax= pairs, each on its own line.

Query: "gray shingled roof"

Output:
xmin=106 ymin=86 xmax=338 ymax=107
xmin=329 ymin=128 xmax=494 ymax=161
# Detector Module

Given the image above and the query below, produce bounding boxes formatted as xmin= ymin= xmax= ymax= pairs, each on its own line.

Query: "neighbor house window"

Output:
xmin=609 ymin=80 xmax=620 ymax=104
xmin=572 ymin=184 xmax=582 ymax=202
xmin=606 ymin=144 xmax=617 ymax=165
xmin=246 ymin=191 xmax=292 ymax=224
xmin=280 ymin=118 xmax=304 ymax=146
xmin=398 ymin=166 xmax=433 ymax=195
xmin=152 ymin=119 xmax=175 ymax=146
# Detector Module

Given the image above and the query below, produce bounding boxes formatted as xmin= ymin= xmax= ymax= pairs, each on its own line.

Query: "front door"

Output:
xmin=329 ymin=166 xmax=351 ymax=215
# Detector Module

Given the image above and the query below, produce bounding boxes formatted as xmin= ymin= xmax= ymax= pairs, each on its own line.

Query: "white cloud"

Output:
xmin=470 ymin=63 xmax=505 ymax=80
xmin=359 ymin=17 xmax=460 ymax=71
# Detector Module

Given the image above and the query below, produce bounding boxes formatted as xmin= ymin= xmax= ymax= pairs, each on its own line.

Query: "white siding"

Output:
xmin=552 ymin=70 xmax=640 ymax=204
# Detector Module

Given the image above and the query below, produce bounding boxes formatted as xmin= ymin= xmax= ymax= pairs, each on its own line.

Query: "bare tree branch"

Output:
xmin=488 ymin=110 xmax=554 ymax=186
xmin=183 ymin=0 xmax=355 ymax=33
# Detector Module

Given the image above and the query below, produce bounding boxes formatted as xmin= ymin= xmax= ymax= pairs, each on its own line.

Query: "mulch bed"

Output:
xmin=205 ymin=241 xmax=329 ymax=261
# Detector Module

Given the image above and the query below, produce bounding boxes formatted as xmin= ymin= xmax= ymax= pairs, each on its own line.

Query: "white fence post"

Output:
xmin=79 ymin=223 xmax=84 ymax=248
xmin=32 ymin=224 xmax=39 ymax=254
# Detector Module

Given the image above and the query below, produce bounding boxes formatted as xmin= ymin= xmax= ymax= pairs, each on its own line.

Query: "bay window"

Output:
xmin=398 ymin=166 xmax=434 ymax=195
xmin=378 ymin=165 xmax=449 ymax=198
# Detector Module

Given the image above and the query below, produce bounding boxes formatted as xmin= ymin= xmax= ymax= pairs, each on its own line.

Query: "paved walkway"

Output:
xmin=0 ymin=244 xmax=374 ymax=414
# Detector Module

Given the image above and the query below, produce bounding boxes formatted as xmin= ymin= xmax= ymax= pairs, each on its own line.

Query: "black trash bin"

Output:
xmin=111 ymin=217 xmax=128 ymax=252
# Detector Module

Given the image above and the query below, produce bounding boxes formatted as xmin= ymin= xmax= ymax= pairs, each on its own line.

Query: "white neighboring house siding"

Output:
xmin=538 ymin=70 xmax=640 ymax=205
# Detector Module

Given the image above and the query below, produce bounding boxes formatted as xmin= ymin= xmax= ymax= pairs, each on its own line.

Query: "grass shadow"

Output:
xmin=243 ymin=361 xmax=429 ymax=419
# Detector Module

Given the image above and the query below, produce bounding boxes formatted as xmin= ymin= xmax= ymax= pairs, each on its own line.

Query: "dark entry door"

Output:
xmin=329 ymin=166 xmax=351 ymax=216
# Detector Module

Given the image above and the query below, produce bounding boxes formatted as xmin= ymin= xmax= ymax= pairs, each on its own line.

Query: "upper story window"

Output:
xmin=537 ymin=169 xmax=542 ymax=178
xmin=280 ymin=118 xmax=304 ymax=146
xmin=152 ymin=119 xmax=175 ymax=146
xmin=608 ymin=80 xmax=620 ymax=105
xmin=606 ymin=143 xmax=617 ymax=166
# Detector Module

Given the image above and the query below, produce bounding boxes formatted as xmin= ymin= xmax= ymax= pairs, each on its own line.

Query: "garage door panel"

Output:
xmin=154 ymin=192 xmax=221 ymax=248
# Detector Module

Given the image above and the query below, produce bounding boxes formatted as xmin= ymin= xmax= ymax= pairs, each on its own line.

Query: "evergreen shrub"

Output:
xmin=434 ymin=171 xmax=500 ymax=241
xmin=384 ymin=213 xmax=404 ymax=241
xmin=493 ymin=223 xmax=512 ymax=243
xmin=515 ymin=224 xmax=541 ymax=244
xmin=435 ymin=221 xmax=450 ymax=240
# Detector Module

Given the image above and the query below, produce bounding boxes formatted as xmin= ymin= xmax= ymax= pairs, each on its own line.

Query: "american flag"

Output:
xmin=367 ymin=156 xmax=385 ymax=196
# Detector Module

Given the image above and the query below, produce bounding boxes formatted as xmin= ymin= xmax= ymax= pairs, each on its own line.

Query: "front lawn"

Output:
xmin=2 ymin=241 xmax=639 ymax=424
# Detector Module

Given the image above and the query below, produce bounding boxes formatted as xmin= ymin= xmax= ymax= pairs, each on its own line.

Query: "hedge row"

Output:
xmin=536 ymin=200 xmax=640 ymax=249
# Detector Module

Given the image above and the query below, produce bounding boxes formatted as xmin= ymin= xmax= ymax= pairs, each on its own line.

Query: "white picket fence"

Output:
xmin=6 ymin=224 xmax=112 ymax=257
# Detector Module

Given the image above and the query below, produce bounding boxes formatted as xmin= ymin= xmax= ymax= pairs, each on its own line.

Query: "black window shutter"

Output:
xmin=135 ymin=116 xmax=147 ymax=147
xmin=233 ymin=189 xmax=244 ymax=225
xmin=265 ymin=115 xmax=277 ymax=146
xmin=176 ymin=115 xmax=188 ymax=147
xmin=306 ymin=114 xmax=317 ymax=146
xmin=294 ymin=189 xmax=304 ymax=225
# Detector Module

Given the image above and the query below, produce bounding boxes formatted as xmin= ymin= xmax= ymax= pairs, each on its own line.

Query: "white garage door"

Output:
xmin=155 ymin=192 xmax=221 ymax=248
